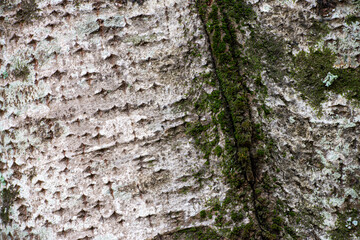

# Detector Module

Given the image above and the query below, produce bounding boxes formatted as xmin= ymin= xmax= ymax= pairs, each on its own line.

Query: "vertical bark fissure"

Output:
xmin=195 ymin=1 xmax=268 ymax=237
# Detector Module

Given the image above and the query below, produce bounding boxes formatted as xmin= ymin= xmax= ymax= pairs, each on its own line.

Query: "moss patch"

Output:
xmin=152 ymin=227 xmax=223 ymax=240
xmin=15 ymin=0 xmax=40 ymax=23
xmin=330 ymin=209 xmax=360 ymax=240
xmin=345 ymin=14 xmax=360 ymax=25
xmin=1 ymin=185 xmax=19 ymax=225
xmin=247 ymin=31 xmax=288 ymax=76
xmin=12 ymin=59 xmax=30 ymax=80
xmin=293 ymin=47 xmax=360 ymax=107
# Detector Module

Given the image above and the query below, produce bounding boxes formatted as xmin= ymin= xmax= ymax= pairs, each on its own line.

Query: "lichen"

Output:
xmin=124 ymin=33 xmax=159 ymax=46
xmin=325 ymin=21 xmax=360 ymax=68
xmin=330 ymin=209 xmax=360 ymax=240
xmin=103 ymin=15 xmax=126 ymax=28
xmin=323 ymin=72 xmax=338 ymax=87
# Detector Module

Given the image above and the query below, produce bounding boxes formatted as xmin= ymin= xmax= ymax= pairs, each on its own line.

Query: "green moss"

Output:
xmin=308 ymin=20 xmax=330 ymax=43
xmin=152 ymin=226 xmax=222 ymax=240
xmin=293 ymin=47 xmax=360 ymax=107
xmin=12 ymin=59 xmax=30 ymax=79
xmin=1 ymin=185 xmax=19 ymax=225
xmin=261 ymin=104 xmax=271 ymax=116
xmin=230 ymin=211 xmax=244 ymax=222
xmin=285 ymin=226 xmax=298 ymax=239
xmin=345 ymin=14 xmax=360 ymax=25
xmin=293 ymin=47 xmax=335 ymax=106
xmin=200 ymin=210 xmax=207 ymax=219
xmin=16 ymin=0 xmax=40 ymax=23
xmin=186 ymin=0 xmax=304 ymax=238
xmin=213 ymin=145 xmax=223 ymax=157
xmin=330 ymin=209 xmax=360 ymax=240
xmin=215 ymin=214 xmax=224 ymax=226
xmin=287 ymin=211 xmax=296 ymax=217
xmin=228 ymin=221 xmax=258 ymax=239
xmin=245 ymin=31 xmax=288 ymax=81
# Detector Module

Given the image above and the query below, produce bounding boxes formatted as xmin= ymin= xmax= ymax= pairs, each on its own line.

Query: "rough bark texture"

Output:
xmin=1 ymin=0 xmax=360 ymax=239
xmin=0 ymin=0 xmax=225 ymax=239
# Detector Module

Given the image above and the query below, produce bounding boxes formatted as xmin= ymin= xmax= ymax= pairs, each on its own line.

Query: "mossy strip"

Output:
xmin=1 ymin=185 xmax=19 ymax=225
xmin=152 ymin=226 xmax=223 ymax=240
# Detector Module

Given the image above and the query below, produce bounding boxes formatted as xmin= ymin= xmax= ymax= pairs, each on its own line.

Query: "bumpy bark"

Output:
xmin=0 ymin=1 xmax=225 ymax=239
xmin=1 ymin=0 xmax=360 ymax=240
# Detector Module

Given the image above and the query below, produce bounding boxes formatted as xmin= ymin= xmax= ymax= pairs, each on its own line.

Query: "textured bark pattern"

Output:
xmin=1 ymin=0 xmax=360 ymax=239
xmin=0 ymin=1 xmax=225 ymax=239
xmin=253 ymin=0 xmax=360 ymax=238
